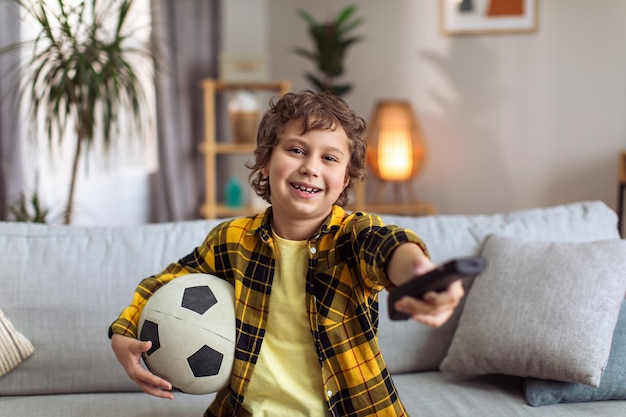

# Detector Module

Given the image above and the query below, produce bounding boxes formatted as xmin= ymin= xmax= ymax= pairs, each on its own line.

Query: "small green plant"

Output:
xmin=8 ymin=180 xmax=51 ymax=223
xmin=293 ymin=4 xmax=364 ymax=97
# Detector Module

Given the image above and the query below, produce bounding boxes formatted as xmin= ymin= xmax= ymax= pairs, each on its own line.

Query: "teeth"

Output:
xmin=293 ymin=184 xmax=320 ymax=193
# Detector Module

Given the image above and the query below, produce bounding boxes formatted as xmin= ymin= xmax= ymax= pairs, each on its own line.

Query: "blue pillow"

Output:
xmin=524 ymin=301 xmax=626 ymax=406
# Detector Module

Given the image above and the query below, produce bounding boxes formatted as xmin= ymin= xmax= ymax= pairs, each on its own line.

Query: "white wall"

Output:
xmin=222 ymin=0 xmax=268 ymax=54
xmin=266 ymin=0 xmax=626 ymax=217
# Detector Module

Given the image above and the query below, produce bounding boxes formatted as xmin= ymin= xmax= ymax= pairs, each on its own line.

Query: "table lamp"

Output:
xmin=366 ymin=100 xmax=426 ymax=204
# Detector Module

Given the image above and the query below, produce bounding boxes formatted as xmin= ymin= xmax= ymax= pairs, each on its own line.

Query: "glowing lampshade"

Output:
xmin=366 ymin=101 xmax=425 ymax=182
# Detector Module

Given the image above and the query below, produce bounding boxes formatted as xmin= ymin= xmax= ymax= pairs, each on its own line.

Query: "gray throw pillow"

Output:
xmin=524 ymin=300 xmax=626 ymax=406
xmin=439 ymin=235 xmax=626 ymax=387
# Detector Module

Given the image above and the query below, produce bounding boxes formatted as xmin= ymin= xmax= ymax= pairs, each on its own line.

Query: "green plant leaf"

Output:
xmin=304 ymin=73 xmax=324 ymax=91
xmin=335 ymin=5 xmax=357 ymax=28
xmin=292 ymin=47 xmax=317 ymax=63
xmin=329 ymin=84 xmax=352 ymax=97
xmin=340 ymin=36 xmax=362 ymax=48
xmin=337 ymin=17 xmax=364 ymax=38
xmin=296 ymin=9 xmax=318 ymax=27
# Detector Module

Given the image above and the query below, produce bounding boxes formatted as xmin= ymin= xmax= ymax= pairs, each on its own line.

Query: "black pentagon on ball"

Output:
xmin=139 ymin=320 xmax=160 ymax=356
xmin=187 ymin=345 xmax=224 ymax=377
xmin=181 ymin=285 xmax=218 ymax=314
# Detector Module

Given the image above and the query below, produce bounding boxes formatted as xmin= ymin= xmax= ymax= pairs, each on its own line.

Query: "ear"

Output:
xmin=343 ymin=175 xmax=350 ymax=189
xmin=261 ymin=166 xmax=269 ymax=177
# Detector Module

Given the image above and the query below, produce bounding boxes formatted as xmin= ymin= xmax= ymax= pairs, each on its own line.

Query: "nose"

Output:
xmin=300 ymin=156 xmax=320 ymax=177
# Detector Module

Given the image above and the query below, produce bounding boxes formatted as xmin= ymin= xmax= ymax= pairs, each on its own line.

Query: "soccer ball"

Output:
xmin=137 ymin=273 xmax=236 ymax=395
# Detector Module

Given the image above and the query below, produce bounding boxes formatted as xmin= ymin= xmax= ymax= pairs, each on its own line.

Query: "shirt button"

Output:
xmin=310 ymin=247 xmax=317 ymax=254
xmin=327 ymin=390 xmax=333 ymax=398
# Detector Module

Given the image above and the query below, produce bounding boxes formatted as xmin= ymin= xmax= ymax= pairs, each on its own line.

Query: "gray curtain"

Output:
xmin=150 ymin=0 xmax=221 ymax=222
xmin=0 ymin=1 xmax=22 ymax=220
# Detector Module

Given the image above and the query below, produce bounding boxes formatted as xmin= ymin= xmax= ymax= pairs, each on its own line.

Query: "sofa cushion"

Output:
xmin=0 ymin=219 xmax=221 ymax=395
xmin=376 ymin=201 xmax=621 ymax=374
xmin=0 ymin=308 xmax=34 ymax=376
xmin=439 ymin=235 xmax=626 ymax=386
xmin=523 ymin=300 xmax=626 ymax=406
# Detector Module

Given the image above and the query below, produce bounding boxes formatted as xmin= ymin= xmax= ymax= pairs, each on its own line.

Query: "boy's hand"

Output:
xmin=387 ymin=242 xmax=465 ymax=327
xmin=111 ymin=334 xmax=174 ymax=399
xmin=393 ymin=280 xmax=464 ymax=327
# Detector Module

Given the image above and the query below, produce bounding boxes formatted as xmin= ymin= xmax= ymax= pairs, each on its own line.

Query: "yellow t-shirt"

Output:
xmin=242 ymin=232 xmax=329 ymax=417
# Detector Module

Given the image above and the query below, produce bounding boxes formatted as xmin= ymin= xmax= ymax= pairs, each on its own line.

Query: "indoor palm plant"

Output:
xmin=293 ymin=4 xmax=363 ymax=97
xmin=0 ymin=0 xmax=153 ymax=224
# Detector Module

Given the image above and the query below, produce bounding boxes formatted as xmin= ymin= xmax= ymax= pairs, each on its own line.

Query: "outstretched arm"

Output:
xmin=386 ymin=243 xmax=464 ymax=327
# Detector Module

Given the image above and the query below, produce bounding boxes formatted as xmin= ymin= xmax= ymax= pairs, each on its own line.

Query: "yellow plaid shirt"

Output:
xmin=110 ymin=205 xmax=427 ymax=417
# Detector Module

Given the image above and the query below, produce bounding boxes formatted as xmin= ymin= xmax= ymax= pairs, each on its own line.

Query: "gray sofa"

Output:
xmin=1 ymin=201 xmax=626 ymax=417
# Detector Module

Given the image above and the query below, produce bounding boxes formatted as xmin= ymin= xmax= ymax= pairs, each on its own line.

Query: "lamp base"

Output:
xmin=373 ymin=180 xmax=416 ymax=206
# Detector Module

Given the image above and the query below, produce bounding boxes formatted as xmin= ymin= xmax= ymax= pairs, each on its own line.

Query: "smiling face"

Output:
xmin=261 ymin=119 xmax=350 ymax=239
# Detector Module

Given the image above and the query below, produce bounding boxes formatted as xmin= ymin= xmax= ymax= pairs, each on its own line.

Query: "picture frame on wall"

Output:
xmin=441 ymin=0 xmax=537 ymax=36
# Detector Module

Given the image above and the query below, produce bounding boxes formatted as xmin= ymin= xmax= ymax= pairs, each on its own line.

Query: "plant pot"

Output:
xmin=230 ymin=110 xmax=259 ymax=144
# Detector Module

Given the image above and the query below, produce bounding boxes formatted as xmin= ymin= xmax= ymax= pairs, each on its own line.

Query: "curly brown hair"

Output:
xmin=247 ymin=90 xmax=367 ymax=207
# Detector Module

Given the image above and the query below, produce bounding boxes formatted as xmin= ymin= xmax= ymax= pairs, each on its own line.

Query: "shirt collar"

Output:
xmin=249 ymin=205 xmax=346 ymax=242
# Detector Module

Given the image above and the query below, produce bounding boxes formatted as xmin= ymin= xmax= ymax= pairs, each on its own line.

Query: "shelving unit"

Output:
xmin=348 ymin=181 xmax=437 ymax=216
xmin=198 ymin=79 xmax=291 ymax=219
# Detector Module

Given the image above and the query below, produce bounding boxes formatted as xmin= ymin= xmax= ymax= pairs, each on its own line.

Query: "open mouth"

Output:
xmin=291 ymin=183 xmax=321 ymax=194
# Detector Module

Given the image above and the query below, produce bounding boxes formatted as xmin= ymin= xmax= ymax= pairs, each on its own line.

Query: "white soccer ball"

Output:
xmin=137 ymin=273 xmax=236 ymax=395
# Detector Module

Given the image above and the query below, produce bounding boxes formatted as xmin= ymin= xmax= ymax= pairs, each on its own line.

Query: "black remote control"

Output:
xmin=388 ymin=256 xmax=486 ymax=321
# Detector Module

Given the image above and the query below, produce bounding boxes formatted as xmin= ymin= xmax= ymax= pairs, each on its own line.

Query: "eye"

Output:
xmin=324 ymin=155 xmax=339 ymax=163
xmin=288 ymin=147 xmax=304 ymax=155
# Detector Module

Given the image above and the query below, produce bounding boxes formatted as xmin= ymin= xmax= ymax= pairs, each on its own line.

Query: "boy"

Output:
xmin=110 ymin=90 xmax=464 ymax=416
